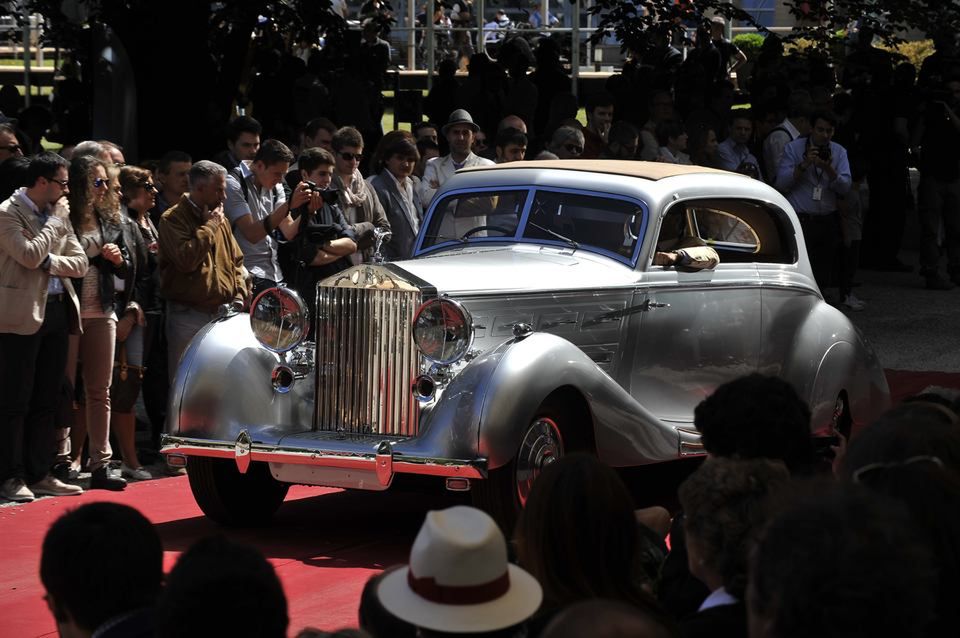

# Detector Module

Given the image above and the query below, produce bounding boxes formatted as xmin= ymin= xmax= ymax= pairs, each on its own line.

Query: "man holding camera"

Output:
xmin=282 ymin=147 xmax=358 ymax=318
xmin=775 ymin=111 xmax=852 ymax=299
xmin=225 ymin=139 xmax=314 ymax=296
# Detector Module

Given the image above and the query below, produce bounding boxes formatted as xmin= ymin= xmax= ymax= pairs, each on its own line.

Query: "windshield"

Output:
xmin=420 ymin=189 xmax=528 ymax=250
xmin=418 ymin=187 xmax=647 ymax=263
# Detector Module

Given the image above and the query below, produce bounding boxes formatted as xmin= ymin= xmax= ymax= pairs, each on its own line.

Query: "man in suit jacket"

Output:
xmin=0 ymin=152 xmax=87 ymax=502
xmin=418 ymin=109 xmax=494 ymax=205
xmin=370 ymin=137 xmax=424 ymax=261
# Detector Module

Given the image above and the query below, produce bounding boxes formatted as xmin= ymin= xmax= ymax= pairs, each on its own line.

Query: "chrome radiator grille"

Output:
xmin=316 ymin=280 xmax=422 ymax=436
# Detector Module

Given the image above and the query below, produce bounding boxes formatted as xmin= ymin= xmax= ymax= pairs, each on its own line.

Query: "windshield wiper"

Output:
xmin=526 ymin=222 xmax=579 ymax=250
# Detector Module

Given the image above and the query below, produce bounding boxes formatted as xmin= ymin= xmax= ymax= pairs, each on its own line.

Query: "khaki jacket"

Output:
xmin=0 ymin=192 xmax=87 ymax=335
xmin=158 ymin=195 xmax=247 ymax=312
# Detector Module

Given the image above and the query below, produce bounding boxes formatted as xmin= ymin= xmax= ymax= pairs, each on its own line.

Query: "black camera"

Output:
xmin=304 ymin=181 xmax=340 ymax=205
xmin=736 ymin=161 xmax=760 ymax=179
xmin=814 ymin=144 xmax=832 ymax=162
xmin=307 ymin=225 xmax=338 ymax=243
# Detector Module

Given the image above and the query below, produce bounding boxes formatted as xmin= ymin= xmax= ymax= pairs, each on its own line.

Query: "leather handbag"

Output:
xmin=110 ymin=341 xmax=144 ymax=413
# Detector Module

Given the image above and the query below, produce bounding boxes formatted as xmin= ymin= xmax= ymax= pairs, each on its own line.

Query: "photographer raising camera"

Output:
xmin=281 ymin=147 xmax=358 ymax=319
xmin=775 ymin=111 xmax=853 ymax=302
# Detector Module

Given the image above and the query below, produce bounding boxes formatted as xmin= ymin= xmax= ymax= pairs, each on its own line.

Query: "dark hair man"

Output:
xmin=225 ymin=139 xmax=313 ymax=295
xmin=762 ymin=89 xmax=812 ymax=183
xmin=283 ymin=147 xmax=358 ymax=316
xmin=775 ymin=111 xmax=853 ymax=297
xmin=212 ymin=116 xmax=262 ymax=171
xmin=152 ymin=150 xmax=192 ymax=224
xmin=158 ymin=160 xmax=248 ymax=380
xmin=301 ymin=118 xmax=336 ymax=156
xmin=412 ymin=121 xmax=440 ymax=145
xmin=0 ymin=152 xmax=86 ymax=502
xmin=495 ymin=127 xmax=528 ymax=163
xmin=749 ymin=483 xmax=936 ymax=638
xmin=582 ymin=92 xmax=615 ymax=158
xmin=156 ymin=536 xmax=288 ymax=638
xmin=40 ymin=503 xmax=163 ymax=636
xmin=0 ymin=122 xmax=24 ymax=163
xmin=604 ymin=120 xmax=640 ymax=160
xmin=717 ymin=111 xmax=762 ymax=179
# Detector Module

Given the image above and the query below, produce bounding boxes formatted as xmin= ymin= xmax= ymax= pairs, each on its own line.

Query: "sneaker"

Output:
xmin=120 ymin=464 xmax=152 ymax=481
xmin=0 ymin=478 xmax=35 ymax=502
xmin=29 ymin=475 xmax=83 ymax=497
xmin=925 ymin=274 xmax=955 ymax=290
xmin=90 ymin=467 xmax=127 ymax=491
xmin=842 ymin=294 xmax=866 ymax=312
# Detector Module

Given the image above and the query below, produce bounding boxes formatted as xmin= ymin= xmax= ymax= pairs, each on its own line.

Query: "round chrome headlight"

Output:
xmin=412 ymin=298 xmax=473 ymax=364
xmin=250 ymin=287 xmax=309 ymax=353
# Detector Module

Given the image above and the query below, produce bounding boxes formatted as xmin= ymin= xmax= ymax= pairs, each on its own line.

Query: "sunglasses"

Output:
xmin=140 ymin=181 xmax=158 ymax=192
xmin=93 ymin=178 xmax=109 ymax=188
xmin=50 ymin=178 xmax=69 ymax=188
xmin=338 ymin=152 xmax=363 ymax=162
xmin=2 ymin=144 xmax=21 ymax=153
xmin=564 ymin=144 xmax=584 ymax=155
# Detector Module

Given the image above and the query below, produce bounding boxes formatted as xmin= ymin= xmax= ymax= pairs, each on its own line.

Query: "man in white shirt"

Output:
xmin=762 ymin=90 xmax=812 ymax=184
xmin=418 ymin=109 xmax=494 ymax=204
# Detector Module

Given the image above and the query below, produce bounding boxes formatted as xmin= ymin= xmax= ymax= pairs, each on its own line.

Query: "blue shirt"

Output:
xmin=716 ymin=138 xmax=761 ymax=178
xmin=17 ymin=188 xmax=64 ymax=295
xmin=775 ymin=137 xmax=852 ymax=216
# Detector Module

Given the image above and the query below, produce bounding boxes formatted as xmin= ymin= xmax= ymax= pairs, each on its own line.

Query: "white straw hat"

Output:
xmin=376 ymin=505 xmax=543 ymax=633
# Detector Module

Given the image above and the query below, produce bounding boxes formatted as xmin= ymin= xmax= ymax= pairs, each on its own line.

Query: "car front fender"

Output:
xmin=166 ymin=314 xmax=315 ymax=446
xmin=418 ymin=332 xmax=680 ymax=471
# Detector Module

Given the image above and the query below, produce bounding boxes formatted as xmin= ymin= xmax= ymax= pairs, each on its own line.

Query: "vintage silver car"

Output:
xmin=162 ymin=161 xmax=890 ymax=525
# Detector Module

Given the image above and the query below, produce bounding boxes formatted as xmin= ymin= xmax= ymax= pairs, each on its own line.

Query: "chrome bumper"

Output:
xmin=160 ymin=433 xmax=487 ymax=488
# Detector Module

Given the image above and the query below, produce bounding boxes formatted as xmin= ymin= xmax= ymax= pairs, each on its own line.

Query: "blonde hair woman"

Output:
xmin=66 ymin=156 xmax=129 ymax=490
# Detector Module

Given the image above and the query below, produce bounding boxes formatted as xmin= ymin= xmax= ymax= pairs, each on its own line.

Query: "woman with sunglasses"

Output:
xmin=65 ymin=156 xmax=137 ymax=490
xmin=106 ymin=166 xmax=163 ymax=481
xmin=546 ymin=125 xmax=586 ymax=160
xmin=331 ymin=126 xmax=390 ymax=263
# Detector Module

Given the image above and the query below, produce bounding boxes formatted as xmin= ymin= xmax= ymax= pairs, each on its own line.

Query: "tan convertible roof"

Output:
xmin=461 ymin=159 xmax=739 ymax=181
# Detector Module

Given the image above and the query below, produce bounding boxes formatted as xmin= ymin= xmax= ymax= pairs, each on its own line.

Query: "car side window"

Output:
xmin=662 ymin=199 xmax=796 ymax=264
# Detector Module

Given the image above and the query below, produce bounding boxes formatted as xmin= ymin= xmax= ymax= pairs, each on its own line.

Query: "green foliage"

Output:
xmin=781 ymin=0 xmax=960 ymax=64
xmin=875 ymin=39 xmax=935 ymax=70
xmin=732 ymin=33 xmax=765 ymax=59
xmin=587 ymin=0 xmax=767 ymax=54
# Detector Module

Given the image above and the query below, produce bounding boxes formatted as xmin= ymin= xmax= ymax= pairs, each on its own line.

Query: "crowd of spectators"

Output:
xmin=35 ymin=375 xmax=960 ymax=637
xmin=4 ymin=13 xmax=960 ymax=638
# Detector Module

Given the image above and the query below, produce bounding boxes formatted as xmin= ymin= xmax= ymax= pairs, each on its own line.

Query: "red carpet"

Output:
xmin=0 ymin=479 xmax=442 ymax=637
xmin=2 ymin=369 xmax=959 ymax=637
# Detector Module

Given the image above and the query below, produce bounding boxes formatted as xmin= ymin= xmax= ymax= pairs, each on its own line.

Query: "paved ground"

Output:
xmin=846 ymin=250 xmax=960 ymax=373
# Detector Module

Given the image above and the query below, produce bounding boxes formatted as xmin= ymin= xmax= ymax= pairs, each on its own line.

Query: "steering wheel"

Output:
xmin=460 ymin=225 xmax=514 ymax=239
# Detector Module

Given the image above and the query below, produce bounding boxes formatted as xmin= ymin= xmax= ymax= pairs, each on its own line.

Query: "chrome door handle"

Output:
xmin=641 ymin=299 xmax=670 ymax=310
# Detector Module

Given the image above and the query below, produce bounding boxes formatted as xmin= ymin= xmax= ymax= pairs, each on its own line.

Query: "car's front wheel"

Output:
xmin=187 ymin=457 xmax=289 ymax=526
xmin=473 ymin=393 xmax=592 ymax=532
